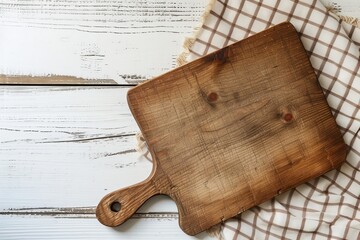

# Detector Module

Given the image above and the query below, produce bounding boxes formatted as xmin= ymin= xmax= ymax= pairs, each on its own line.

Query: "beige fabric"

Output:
xmin=136 ymin=0 xmax=360 ymax=239
xmin=188 ymin=0 xmax=360 ymax=239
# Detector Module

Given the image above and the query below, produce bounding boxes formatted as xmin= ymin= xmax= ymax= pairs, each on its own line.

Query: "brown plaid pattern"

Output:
xmin=342 ymin=21 xmax=360 ymax=47
xmin=136 ymin=0 xmax=360 ymax=239
xmin=187 ymin=0 xmax=360 ymax=239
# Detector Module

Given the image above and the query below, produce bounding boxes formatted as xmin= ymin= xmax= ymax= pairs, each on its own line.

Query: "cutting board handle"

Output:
xmin=96 ymin=177 xmax=159 ymax=227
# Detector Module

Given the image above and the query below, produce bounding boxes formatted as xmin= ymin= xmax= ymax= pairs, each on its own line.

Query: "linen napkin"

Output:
xmin=137 ymin=0 xmax=360 ymax=239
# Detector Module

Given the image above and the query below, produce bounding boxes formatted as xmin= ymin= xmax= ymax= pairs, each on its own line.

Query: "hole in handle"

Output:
xmin=110 ymin=201 xmax=121 ymax=212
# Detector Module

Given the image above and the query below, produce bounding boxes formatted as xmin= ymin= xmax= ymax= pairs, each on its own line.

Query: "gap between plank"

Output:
xmin=1 ymin=207 xmax=178 ymax=219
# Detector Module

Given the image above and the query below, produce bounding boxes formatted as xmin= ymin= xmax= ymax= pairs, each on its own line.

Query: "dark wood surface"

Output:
xmin=96 ymin=22 xmax=347 ymax=235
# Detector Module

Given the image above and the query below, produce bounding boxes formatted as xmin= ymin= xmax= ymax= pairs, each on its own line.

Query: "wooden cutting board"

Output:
xmin=96 ymin=22 xmax=347 ymax=235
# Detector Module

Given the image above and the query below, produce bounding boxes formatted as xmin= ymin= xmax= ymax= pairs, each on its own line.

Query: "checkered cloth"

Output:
xmin=188 ymin=0 xmax=360 ymax=239
xmin=137 ymin=0 xmax=360 ymax=239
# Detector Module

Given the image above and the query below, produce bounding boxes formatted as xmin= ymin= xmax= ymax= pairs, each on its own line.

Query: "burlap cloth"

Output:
xmin=136 ymin=0 xmax=360 ymax=239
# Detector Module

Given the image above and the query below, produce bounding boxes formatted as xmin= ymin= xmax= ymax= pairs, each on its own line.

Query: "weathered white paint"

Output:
xmin=0 ymin=0 xmax=359 ymax=239
xmin=0 ymin=216 xmax=215 ymax=239
xmin=0 ymin=0 xmax=357 ymax=84
xmin=0 ymin=86 xmax=178 ymax=211
xmin=0 ymin=0 xmax=206 ymax=84
xmin=0 ymin=86 xmax=217 ymax=238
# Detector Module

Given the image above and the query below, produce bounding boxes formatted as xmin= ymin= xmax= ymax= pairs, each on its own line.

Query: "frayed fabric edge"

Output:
xmin=207 ymin=224 xmax=225 ymax=240
xmin=176 ymin=0 xmax=217 ymax=67
xmin=136 ymin=2 xmax=360 ymax=161
xmin=325 ymin=3 xmax=360 ymax=27
xmin=133 ymin=1 xmax=358 ymax=240
xmin=338 ymin=15 xmax=360 ymax=27
xmin=135 ymin=0 xmax=217 ymax=162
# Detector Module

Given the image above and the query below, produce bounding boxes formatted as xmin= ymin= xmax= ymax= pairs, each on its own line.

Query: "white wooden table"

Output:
xmin=0 ymin=0 xmax=359 ymax=239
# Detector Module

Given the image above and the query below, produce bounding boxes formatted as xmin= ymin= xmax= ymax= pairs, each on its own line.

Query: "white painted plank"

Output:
xmin=0 ymin=86 xmax=137 ymax=136
xmin=0 ymin=86 xmax=177 ymax=212
xmin=0 ymin=0 xmax=206 ymax=84
xmin=0 ymin=216 xmax=216 ymax=239
xmin=0 ymin=1 xmax=359 ymax=238
xmin=0 ymin=0 xmax=358 ymax=85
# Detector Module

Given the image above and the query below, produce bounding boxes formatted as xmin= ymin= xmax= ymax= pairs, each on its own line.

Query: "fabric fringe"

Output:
xmin=325 ymin=2 xmax=360 ymax=27
xmin=135 ymin=132 xmax=152 ymax=162
xmin=338 ymin=15 xmax=360 ymax=27
xmin=176 ymin=0 xmax=217 ymax=67
xmin=135 ymin=132 xmax=146 ymax=153
xmin=134 ymin=1 xmax=360 ymax=239
xmin=207 ymin=224 xmax=225 ymax=240
xmin=135 ymin=1 xmax=360 ymax=163
xmin=135 ymin=0 xmax=217 ymax=162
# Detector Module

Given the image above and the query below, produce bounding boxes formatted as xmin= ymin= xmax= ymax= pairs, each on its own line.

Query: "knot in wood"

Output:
xmin=283 ymin=113 xmax=293 ymax=122
xmin=279 ymin=106 xmax=295 ymax=124
xmin=207 ymin=92 xmax=218 ymax=102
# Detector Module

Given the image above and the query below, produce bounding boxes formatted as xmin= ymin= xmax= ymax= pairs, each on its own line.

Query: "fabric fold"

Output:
xmin=136 ymin=0 xmax=360 ymax=239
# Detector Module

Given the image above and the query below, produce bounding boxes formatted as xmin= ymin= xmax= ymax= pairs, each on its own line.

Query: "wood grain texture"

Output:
xmin=0 ymin=0 xmax=206 ymax=84
xmin=97 ymin=23 xmax=347 ymax=235
xmin=1 ymin=0 xmax=358 ymax=239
